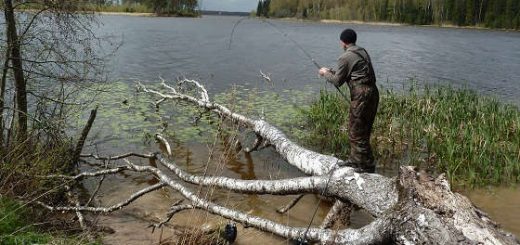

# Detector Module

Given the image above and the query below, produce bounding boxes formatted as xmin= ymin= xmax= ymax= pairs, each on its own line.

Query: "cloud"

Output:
xmin=200 ymin=0 xmax=258 ymax=12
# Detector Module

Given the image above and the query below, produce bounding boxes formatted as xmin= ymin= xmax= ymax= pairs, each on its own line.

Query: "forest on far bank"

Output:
xmin=256 ymin=0 xmax=520 ymax=29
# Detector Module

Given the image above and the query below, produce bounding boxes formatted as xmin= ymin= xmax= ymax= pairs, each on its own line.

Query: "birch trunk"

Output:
xmin=134 ymin=80 xmax=518 ymax=244
xmin=40 ymin=80 xmax=518 ymax=245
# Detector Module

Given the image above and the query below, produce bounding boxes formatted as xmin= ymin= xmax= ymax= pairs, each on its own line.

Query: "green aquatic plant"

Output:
xmin=82 ymin=80 xmax=520 ymax=187
xmin=79 ymin=82 xmax=313 ymax=149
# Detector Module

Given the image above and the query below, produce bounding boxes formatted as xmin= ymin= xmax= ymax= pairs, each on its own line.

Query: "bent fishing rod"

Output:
xmin=228 ymin=18 xmax=349 ymax=243
xmin=259 ymin=19 xmax=349 ymax=101
xmin=259 ymin=21 xmax=352 ymax=244
xmin=229 ymin=17 xmax=349 ymax=101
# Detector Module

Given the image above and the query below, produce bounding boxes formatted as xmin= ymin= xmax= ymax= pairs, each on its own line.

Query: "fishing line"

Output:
xmin=301 ymin=168 xmax=336 ymax=244
xmin=228 ymin=16 xmax=250 ymax=50
xmin=257 ymin=19 xmax=349 ymax=242
xmin=259 ymin=19 xmax=321 ymax=69
xmin=228 ymin=18 xmax=348 ymax=100
xmin=258 ymin=18 xmax=349 ymax=101
xmin=228 ymin=17 xmax=346 ymax=242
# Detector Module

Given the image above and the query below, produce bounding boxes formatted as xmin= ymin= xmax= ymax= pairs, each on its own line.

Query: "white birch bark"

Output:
xmin=37 ymin=80 xmax=518 ymax=245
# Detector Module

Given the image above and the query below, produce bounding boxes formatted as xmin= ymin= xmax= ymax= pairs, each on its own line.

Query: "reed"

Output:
xmin=303 ymin=84 xmax=520 ymax=187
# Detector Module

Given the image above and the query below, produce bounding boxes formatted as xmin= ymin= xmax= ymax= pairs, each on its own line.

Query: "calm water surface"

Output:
xmin=99 ymin=15 xmax=520 ymax=104
xmin=87 ymin=15 xmax=520 ymax=244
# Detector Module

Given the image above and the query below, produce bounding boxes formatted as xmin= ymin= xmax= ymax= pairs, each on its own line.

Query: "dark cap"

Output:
xmin=340 ymin=29 xmax=357 ymax=44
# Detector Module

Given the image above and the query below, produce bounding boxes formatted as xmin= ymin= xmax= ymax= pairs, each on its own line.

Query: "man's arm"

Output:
xmin=320 ymin=56 xmax=350 ymax=87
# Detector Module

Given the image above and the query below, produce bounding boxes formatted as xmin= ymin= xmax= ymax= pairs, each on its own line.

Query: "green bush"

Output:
xmin=0 ymin=197 xmax=51 ymax=244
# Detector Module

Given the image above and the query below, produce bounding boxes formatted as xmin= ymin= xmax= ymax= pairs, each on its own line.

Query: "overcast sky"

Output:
xmin=200 ymin=0 xmax=258 ymax=12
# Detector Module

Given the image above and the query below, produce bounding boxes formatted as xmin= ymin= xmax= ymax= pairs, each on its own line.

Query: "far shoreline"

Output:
xmin=96 ymin=11 xmax=155 ymax=17
xmin=279 ymin=17 xmax=519 ymax=32
xmin=93 ymin=12 xmax=518 ymax=32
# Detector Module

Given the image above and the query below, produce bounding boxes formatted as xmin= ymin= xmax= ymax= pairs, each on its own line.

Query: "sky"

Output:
xmin=200 ymin=0 xmax=258 ymax=12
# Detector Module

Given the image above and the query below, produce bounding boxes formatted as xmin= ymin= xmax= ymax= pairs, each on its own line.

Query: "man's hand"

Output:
xmin=319 ymin=67 xmax=330 ymax=76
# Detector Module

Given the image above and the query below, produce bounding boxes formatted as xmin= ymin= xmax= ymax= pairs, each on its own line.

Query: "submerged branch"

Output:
xmin=157 ymin=155 xmax=326 ymax=195
xmin=79 ymin=152 xmax=156 ymax=161
xmin=36 ymin=79 xmax=518 ymax=244
xmin=123 ymin=159 xmax=392 ymax=244
xmin=37 ymin=182 xmax=166 ymax=213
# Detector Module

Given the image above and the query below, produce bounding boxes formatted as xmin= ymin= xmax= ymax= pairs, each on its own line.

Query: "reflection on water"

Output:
xmin=94 ymin=137 xmax=334 ymax=244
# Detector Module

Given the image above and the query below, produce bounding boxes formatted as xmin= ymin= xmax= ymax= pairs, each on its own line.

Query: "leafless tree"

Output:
xmin=37 ymin=79 xmax=519 ymax=244
xmin=1 ymin=0 xmax=117 ymax=151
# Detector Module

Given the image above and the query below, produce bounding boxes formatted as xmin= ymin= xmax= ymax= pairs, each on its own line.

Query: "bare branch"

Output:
xmin=277 ymin=194 xmax=305 ymax=214
xmin=19 ymin=7 xmax=51 ymax=39
xmin=156 ymin=155 xmax=326 ymax=195
xmin=72 ymin=107 xmax=98 ymax=168
xmin=86 ymin=174 xmax=105 ymax=207
xmin=75 ymin=202 xmax=88 ymax=231
xmin=178 ymin=79 xmax=209 ymax=102
xmin=43 ymin=166 xmax=130 ymax=180
xmin=137 ymin=81 xmax=255 ymax=127
xmin=37 ymin=182 xmax=166 ymax=213
xmin=150 ymin=201 xmax=195 ymax=232
xmin=123 ymin=160 xmax=391 ymax=244
xmin=320 ymin=200 xmax=353 ymax=229
xmin=259 ymin=70 xmax=272 ymax=84
xmin=155 ymin=134 xmax=172 ymax=157
xmin=79 ymin=152 xmax=156 ymax=161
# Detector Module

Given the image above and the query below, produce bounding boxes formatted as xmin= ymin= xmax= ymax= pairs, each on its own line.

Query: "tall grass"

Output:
xmin=303 ymin=84 xmax=520 ymax=187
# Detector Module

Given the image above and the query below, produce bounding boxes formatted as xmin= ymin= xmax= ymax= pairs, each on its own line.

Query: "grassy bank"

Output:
xmin=85 ymin=3 xmax=152 ymax=13
xmin=83 ymin=3 xmax=199 ymax=17
xmin=0 ymin=132 xmax=93 ymax=244
xmin=15 ymin=3 xmax=200 ymax=17
xmin=0 ymin=196 xmax=95 ymax=244
xmin=303 ymin=84 xmax=520 ymax=187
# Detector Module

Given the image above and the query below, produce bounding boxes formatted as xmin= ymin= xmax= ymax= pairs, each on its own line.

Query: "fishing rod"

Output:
xmin=228 ymin=18 xmax=348 ymax=243
xmin=228 ymin=17 xmax=349 ymax=101
xmin=259 ymin=19 xmax=349 ymax=101
xmin=235 ymin=20 xmax=351 ymax=243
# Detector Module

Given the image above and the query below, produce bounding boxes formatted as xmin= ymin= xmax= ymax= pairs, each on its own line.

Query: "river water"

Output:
xmin=84 ymin=15 xmax=520 ymax=244
xmin=99 ymin=15 xmax=520 ymax=104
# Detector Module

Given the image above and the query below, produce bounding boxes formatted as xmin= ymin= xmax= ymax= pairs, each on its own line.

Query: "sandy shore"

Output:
xmin=320 ymin=19 xmax=403 ymax=26
xmin=96 ymin=11 xmax=155 ymax=17
xmin=271 ymin=17 xmax=518 ymax=32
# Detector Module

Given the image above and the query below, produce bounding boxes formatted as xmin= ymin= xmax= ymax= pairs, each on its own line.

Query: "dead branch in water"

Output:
xmin=36 ymin=79 xmax=519 ymax=244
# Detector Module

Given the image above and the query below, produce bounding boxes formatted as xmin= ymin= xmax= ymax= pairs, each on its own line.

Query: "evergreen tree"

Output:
xmin=263 ymin=0 xmax=271 ymax=17
xmin=257 ymin=0 xmax=263 ymax=17
xmin=266 ymin=0 xmax=517 ymax=29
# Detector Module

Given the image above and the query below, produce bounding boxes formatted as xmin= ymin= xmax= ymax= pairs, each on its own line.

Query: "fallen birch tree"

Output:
xmin=39 ymin=79 xmax=518 ymax=244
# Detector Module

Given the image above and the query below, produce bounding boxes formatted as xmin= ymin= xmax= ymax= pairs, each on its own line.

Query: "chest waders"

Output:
xmin=343 ymin=49 xmax=379 ymax=173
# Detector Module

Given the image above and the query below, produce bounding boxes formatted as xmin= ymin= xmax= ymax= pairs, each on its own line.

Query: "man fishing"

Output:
xmin=319 ymin=28 xmax=379 ymax=173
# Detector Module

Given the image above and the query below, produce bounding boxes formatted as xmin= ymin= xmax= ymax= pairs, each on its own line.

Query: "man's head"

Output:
xmin=340 ymin=28 xmax=357 ymax=49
